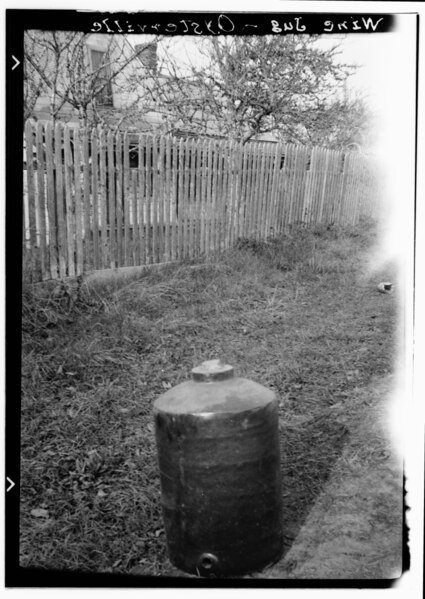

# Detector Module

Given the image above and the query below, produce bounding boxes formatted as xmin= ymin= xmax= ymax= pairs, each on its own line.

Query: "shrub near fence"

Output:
xmin=23 ymin=119 xmax=380 ymax=282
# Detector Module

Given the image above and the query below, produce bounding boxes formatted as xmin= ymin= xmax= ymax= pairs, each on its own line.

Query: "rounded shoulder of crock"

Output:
xmin=153 ymin=376 xmax=276 ymax=415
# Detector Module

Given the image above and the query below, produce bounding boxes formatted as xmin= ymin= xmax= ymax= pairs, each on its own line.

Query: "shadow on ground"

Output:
xmin=278 ymin=411 xmax=349 ymax=557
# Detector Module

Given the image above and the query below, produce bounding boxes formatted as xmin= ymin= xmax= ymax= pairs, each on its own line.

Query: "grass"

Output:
xmin=20 ymin=221 xmax=401 ymax=579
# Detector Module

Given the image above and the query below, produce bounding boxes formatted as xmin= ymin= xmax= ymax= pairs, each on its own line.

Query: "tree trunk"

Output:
xmin=79 ymin=106 xmax=88 ymax=129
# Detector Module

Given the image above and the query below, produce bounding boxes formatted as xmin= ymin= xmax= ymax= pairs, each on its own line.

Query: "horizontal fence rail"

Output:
xmin=23 ymin=120 xmax=380 ymax=282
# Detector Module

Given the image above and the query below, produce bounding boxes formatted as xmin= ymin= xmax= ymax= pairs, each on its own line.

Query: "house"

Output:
xmin=26 ymin=32 xmax=164 ymax=132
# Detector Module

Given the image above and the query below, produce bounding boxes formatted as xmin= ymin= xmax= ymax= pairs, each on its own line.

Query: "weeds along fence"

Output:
xmin=23 ymin=119 xmax=380 ymax=282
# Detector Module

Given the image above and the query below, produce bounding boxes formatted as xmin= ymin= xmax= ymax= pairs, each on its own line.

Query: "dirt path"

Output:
xmin=259 ymin=374 xmax=404 ymax=580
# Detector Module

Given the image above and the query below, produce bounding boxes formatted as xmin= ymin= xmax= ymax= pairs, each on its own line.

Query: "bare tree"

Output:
xmin=24 ymin=32 xmax=370 ymax=148
xmin=23 ymin=32 xmax=51 ymax=120
xmin=299 ymin=91 xmax=375 ymax=150
xmin=148 ymin=36 xmax=362 ymax=145
xmin=24 ymin=31 xmax=159 ymax=128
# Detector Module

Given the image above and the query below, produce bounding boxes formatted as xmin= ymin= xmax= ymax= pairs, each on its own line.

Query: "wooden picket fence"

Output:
xmin=23 ymin=119 xmax=380 ymax=282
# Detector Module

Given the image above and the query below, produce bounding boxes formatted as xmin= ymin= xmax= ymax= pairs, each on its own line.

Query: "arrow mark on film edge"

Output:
xmin=7 ymin=477 xmax=15 ymax=492
xmin=11 ymin=55 xmax=20 ymax=71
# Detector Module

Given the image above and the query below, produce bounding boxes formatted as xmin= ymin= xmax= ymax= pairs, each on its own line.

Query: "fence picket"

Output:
xmin=328 ymin=151 xmax=340 ymax=224
xmin=284 ymin=145 xmax=295 ymax=226
xmin=138 ymin=135 xmax=146 ymax=265
xmin=183 ymin=139 xmax=192 ymax=258
xmin=238 ymin=144 xmax=249 ymax=238
xmin=321 ymin=150 xmax=333 ymax=224
xmin=24 ymin=120 xmax=38 ymax=279
xmin=205 ymin=140 xmax=213 ymax=254
xmin=245 ymin=144 xmax=257 ymax=238
xmin=45 ymin=121 xmax=58 ymax=278
xmin=335 ymin=152 xmax=346 ymax=224
xmin=81 ymin=127 xmax=91 ymax=270
xmin=274 ymin=144 xmax=287 ymax=234
xmin=123 ymin=132 xmax=131 ymax=265
xmin=285 ymin=145 xmax=296 ymax=225
xmin=171 ymin=137 xmax=178 ymax=261
xmin=231 ymin=142 xmax=242 ymax=243
xmin=199 ymin=139 xmax=206 ymax=255
xmin=107 ymin=130 xmax=116 ymax=268
xmin=221 ymin=140 xmax=230 ymax=249
xmin=268 ymin=144 xmax=281 ymax=236
xmin=63 ymin=125 xmax=76 ymax=278
xmin=262 ymin=145 xmax=274 ymax=238
xmin=223 ymin=141 xmax=232 ymax=249
xmin=264 ymin=145 xmax=274 ymax=237
xmin=228 ymin=141 xmax=238 ymax=248
xmin=213 ymin=142 xmax=221 ymax=250
xmin=164 ymin=136 xmax=172 ymax=262
xmin=22 ymin=120 xmax=378 ymax=282
xmin=347 ymin=153 xmax=359 ymax=225
xmin=302 ymin=147 xmax=314 ymax=225
xmin=73 ymin=128 xmax=83 ymax=275
xmin=188 ymin=138 xmax=196 ymax=258
xmin=344 ymin=153 xmax=354 ymax=225
xmin=132 ymin=169 xmax=139 ymax=266
xmin=151 ymin=136 xmax=159 ymax=263
xmin=250 ymin=144 xmax=261 ymax=236
xmin=157 ymin=136 xmax=165 ymax=261
xmin=90 ymin=129 xmax=100 ymax=269
xmin=293 ymin=145 xmax=307 ymax=225
xmin=252 ymin=143 xmax=263 ymax=239
xmin=145 ymin=136 xmax=152 ymax=263
xmin=98 ymin=128 xmax=108 ymax=269
xmin=35 ymin=122 xmax=48 ymax=279
xmin=338 ymin=152 xmax=350 ymax=225
xmin=176 ymin=138 xmax=183 ymax=260
xmin=211 ymin=141 xmax=221 ymax=253
xmin=115 ymin=132 xmax=123 ymax=267
xmin=353 ymin=157 xmax=366 ymax=225
xmin=317 ymin=149 xmax=329 ymax=224
xmin=54 ymin=122 xmax=67 ymax=277
xmin=310 ymin=148 xmax=325 ymax=225
xmin=194 ymin=138 xmax=202 ymax=257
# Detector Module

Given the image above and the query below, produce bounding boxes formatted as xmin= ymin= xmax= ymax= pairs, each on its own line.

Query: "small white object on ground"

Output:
xmin=377 ymin=282 xmax=393 ymax=294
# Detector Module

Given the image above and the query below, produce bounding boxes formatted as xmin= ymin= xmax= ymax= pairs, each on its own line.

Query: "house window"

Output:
xmin=91 ymin=50 xmax=113 ymax=107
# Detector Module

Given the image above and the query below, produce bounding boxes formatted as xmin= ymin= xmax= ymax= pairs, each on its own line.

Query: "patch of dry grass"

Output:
xmin=20 ymin=221 xmax=400 ymax=578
